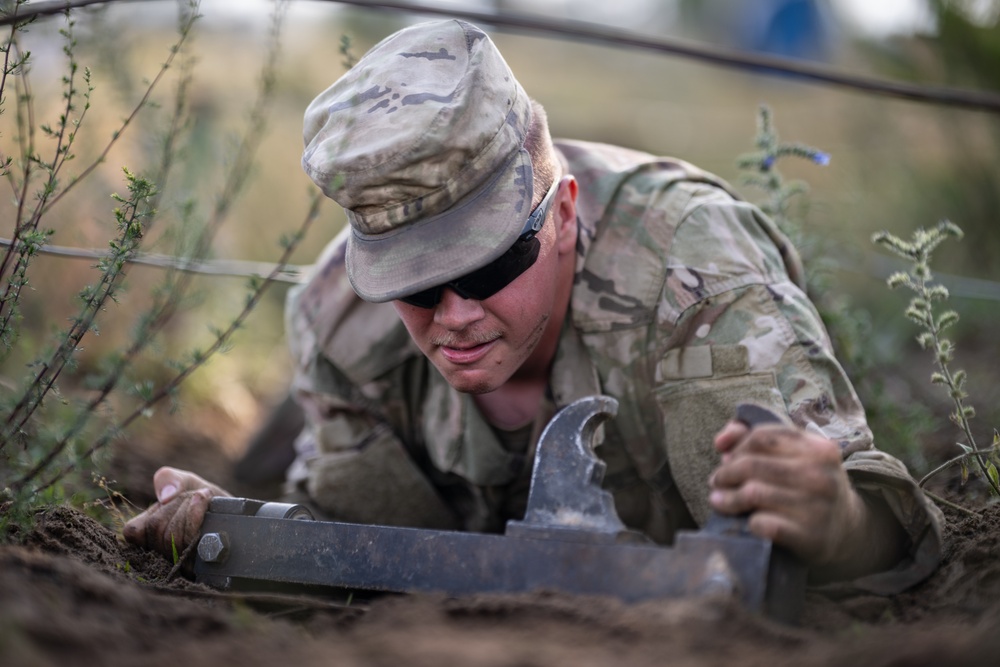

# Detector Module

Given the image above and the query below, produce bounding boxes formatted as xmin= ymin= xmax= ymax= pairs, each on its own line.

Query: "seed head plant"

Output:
xmin=736 ymin=104 xmax=830 ymax=247
xmin=873 ymin=221 xmax=1000 ymax=500
xmin=736 ymin=105 xmax=933 ymax=472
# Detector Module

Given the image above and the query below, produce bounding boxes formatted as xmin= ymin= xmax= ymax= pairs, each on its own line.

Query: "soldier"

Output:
xmin=126 ymin=19 xmax=941 ymax=590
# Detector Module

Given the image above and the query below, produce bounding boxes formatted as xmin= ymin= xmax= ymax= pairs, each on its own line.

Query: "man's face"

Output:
xmin=392 ymin=180 xmax=577 ymax=394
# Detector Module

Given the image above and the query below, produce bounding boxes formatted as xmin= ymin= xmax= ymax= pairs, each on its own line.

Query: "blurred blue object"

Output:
xmin=688 ymin=0 xmax=838 ymax=62
xmin=755 ymin=0 xmax=830 ymax=58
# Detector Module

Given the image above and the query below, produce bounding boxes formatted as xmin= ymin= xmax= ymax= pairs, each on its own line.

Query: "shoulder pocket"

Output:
xmin=654 ymin=347 xmax=784 ymax=525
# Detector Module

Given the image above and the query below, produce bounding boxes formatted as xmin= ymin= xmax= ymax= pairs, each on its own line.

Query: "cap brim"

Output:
xmin=345 ymin=147 xmax=534 ymax=303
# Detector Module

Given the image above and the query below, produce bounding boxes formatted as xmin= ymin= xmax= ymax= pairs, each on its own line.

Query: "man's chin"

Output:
xmin=446 ymin=374 xmax=502 ymax=395
xmin=436 ymin=364 xmax=507 ymax=395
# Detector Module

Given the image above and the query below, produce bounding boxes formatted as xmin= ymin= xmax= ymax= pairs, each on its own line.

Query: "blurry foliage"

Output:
xmin=0 ymin=0 xmax=319 ymax=536
xmin=860 ymin=0 xmax=1000 ymax=276
xmin=737 ymin=106 xmax=935 ymax=472
xmin=874 ymin=221 xmax=1000 ymax=505
xmin=833 ymin=0 xmax=1000 ymax=472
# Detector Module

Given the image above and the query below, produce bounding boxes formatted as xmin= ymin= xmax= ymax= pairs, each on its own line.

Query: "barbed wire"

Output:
xmin=4 ymin=0 xmax=1000 ymax=113
xmin=5 ymin=0 xmax=1000 ymax=299
xmin=0 ymin=237 xmax=309 ymax=283
xmin=6 ymin=236 xmax=999 ymax=301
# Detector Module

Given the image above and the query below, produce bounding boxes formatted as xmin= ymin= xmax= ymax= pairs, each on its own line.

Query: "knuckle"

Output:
xmin=804 ymin=465 xmax=841 ymax=499
xmin=818 ymin=438 xmax=842 ymax=460
xmin=741 ymin=480 xmax=768 ymax=508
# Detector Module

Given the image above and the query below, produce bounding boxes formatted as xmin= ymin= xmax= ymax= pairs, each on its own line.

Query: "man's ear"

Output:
xmin=554 ymin=176 xmax=579 ymax=255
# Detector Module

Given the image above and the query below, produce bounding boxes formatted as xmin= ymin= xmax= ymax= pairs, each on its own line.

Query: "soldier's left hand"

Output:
xmin=708 ymin=421 xmax=867 ymax=568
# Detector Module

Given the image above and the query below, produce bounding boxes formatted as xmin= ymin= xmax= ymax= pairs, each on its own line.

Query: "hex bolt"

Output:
xmin=198 ymin=532 xmax=230 ymax=564
xmin=695 ymin=552 xmax=740 ymax=600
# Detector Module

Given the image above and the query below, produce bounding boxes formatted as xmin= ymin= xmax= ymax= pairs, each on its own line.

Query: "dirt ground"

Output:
xmin=3 ymin=409 xmax=1000 ymax=667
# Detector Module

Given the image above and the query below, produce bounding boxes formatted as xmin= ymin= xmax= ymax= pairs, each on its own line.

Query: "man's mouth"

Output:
xmin=437 ymin=337 xmax=500 ymax=364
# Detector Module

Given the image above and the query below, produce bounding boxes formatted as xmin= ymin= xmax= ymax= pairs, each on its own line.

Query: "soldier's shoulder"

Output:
xmin=556 ymin=139 xmax=741 ymax=202
xmin=287 ymin=230 xmax=418 ymax=385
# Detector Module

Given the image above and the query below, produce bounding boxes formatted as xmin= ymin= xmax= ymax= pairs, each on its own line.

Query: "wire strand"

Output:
xmin=4 ymin=0 xmax=1000 ymax=113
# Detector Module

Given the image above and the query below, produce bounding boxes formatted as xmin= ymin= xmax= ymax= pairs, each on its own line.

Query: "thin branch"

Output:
xmin=35 ymin=6 xmax=199 ymax=218
xmin=28 ymin=191 xmax=323 ymax=495
xmin=0 ymin=38 xmax=36 ymax=293
xmin=924 ymin=490 xmax=980 ymax=517
xmin=918 ymin=442 xmax=1000 ymax=489
xmin=1 ymin=171 xmax=155 ymax=450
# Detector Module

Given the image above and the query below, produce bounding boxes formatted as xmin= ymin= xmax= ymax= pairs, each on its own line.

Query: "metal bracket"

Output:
xmin=193 ymin=397 xmax=806 ymax=622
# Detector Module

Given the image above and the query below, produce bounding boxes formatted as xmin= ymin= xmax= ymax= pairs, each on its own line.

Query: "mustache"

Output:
xmin=431 ymin=329 xmax=503 ymax=348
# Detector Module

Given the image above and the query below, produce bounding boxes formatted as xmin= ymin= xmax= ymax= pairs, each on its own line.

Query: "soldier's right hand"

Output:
xmin=122 ymin=466 xmax=231 ymax=560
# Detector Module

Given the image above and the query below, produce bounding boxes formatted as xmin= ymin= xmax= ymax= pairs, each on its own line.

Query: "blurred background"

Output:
xmin=1 ymin=0 xmax=998 ymax=497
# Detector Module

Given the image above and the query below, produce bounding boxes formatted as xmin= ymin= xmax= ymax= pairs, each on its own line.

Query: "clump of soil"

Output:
xmin=2 ymin=499 xmax=1000 ymax=667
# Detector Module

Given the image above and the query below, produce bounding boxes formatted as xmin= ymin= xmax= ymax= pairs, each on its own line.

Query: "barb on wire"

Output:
xmin=5 ymin=0 xmax=1000 ymax=113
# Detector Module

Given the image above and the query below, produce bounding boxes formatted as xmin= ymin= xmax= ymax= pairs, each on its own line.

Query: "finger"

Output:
xmin=122 ymin=504 xmax=158 ymax=547
xmin=729 ymin=426 xmax=841 ymax=462
xmin=158 ymin=489 xmax=211 ymax=556
xmin=182 ymin=489 xmax=212 ymax=548
xmin=713 ymin=421 xmax=748 ymax=454
xmin=153 ymin=466 xmax=229 ymax=503
xmin=709 ymin=479 xmax=806 ymax=517
xmin=710 ymin=454 xmax=801 ymax=491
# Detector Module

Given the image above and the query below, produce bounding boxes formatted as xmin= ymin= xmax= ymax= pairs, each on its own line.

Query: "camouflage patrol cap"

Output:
xmin=302 ymin=19 xmax=534 ymax=303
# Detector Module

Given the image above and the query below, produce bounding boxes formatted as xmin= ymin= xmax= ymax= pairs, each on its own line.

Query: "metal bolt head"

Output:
xmin=198 ymin=532 xmax=230 ymax=564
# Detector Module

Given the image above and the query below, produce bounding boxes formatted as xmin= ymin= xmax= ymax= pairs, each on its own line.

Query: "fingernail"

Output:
xmin=158 ymin=484 xmax=178 ymax=503
xmin=709 ymin=491 xmax=723 ymax=507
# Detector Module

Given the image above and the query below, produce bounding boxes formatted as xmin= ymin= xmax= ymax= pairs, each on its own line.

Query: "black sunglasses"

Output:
xmin=399 ymin=178 xmax=562 ymax=309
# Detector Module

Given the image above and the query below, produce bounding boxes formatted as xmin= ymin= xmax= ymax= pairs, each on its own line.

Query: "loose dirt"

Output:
xmin=2 ymin=414 xmax=999 ymax=667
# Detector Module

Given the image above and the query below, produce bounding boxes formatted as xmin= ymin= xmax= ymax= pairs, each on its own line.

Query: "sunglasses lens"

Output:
xmin=398 ymin=236 xmax=540 ymax=309
xmin=452 ymin=235 xmax=539 ymax=300
xmin=400 ymin=286 xmax=442 ymax=308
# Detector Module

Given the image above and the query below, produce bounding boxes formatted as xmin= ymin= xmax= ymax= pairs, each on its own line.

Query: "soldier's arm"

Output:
xmin=283 ymin=244 xmax=460 ymax=530
xmin=654 ymin=188 xmax=942 ymax=591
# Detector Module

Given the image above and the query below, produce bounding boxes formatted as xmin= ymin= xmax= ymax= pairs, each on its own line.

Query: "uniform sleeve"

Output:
xmin=282 ymin=259 xmax=460 ymax=530
xmin=652 ymin=188 xmax=943 ymax=594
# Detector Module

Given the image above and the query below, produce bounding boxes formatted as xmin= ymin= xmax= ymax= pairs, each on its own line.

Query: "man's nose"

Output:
xmin=433 ymin=287 xmax=486 ymax=330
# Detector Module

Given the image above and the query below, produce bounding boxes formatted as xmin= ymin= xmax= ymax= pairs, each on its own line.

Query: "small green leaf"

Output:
xmin=171 ymin=534 xmax=179 ymax=565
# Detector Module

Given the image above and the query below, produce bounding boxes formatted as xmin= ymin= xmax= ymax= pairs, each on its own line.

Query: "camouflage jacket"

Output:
xmin=285 ymin=139 xmax=943 ymax=594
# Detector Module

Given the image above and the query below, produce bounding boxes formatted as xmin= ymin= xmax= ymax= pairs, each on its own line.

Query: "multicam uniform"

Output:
xmin=285 ymin=138 xmax=943 ymax=594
